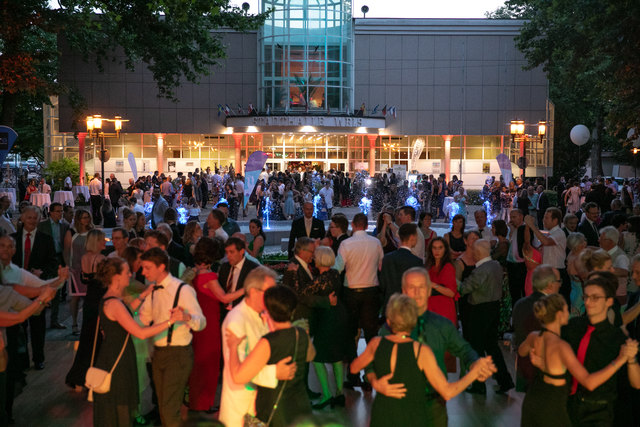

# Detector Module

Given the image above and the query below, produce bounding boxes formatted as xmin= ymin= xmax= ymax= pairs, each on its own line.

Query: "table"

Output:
xmin=30 ymin=193 xmax=51 ymax=207
xmin=53 ymin=190 xmax=75 ymax=207
xmin=72 ymin=186 xmax=90 ymax=202
xmin=0 ymin=188 xmax=17 ymax=206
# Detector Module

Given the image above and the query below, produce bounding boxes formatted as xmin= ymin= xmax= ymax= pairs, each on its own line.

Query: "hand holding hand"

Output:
xmin=623 ymin=339 xmax=639 ymax=362
xmin=57 ymin=266 xmax=69 ymax=280
xmin=371 ymin=373 xmax=406 ymax=399
xmin=275 ymin=355 xmax=297 ymax=380
xmin=328 ymin=291 xmax=338 ymax=306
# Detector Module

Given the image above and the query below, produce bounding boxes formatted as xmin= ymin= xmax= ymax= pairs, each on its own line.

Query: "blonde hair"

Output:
xmin=85 ymin=229 xmax=106 ymax=253
xmin=386 ymin=293 xmax=418 ymax=334
xmin=580 ymin=248 xmax=611 ymax=271
xmin=314 ymin=246 xmax=335 ymax=268
xmin=533 ymin=293 xmax=566 ymax=325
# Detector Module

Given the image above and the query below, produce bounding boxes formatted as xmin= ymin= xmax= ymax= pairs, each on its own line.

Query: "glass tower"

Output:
xmin=259 ymin=0 xmax=353 ymax=113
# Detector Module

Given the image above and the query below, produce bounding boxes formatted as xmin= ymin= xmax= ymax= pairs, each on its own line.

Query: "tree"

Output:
xmin=487 ymin=0 xmax=640 ymax=178
xmin=0 ymin=0 xmax=269 ymax=130
xmin=43 ymin=157 xmax=79 ymax=190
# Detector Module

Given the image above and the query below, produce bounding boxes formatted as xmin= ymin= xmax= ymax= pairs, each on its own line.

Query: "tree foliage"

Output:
xmin=0 ymin=0 xmax=269 ymax=130
xmin=43 ymin=157 xmax=79 ymax=190
xmin=487 ymin=0 xmax=640 ymax=178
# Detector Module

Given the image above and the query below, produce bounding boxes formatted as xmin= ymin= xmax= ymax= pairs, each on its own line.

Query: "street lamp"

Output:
xmin=86 ymin=114 xmax=128 ymax=196
xmin=510 ymin=120 xmax=526 ymax=180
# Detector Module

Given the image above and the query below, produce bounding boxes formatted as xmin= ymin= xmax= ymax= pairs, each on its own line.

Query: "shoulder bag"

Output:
xmin=85 ymin=300 xmax=130 ymax=402
xmin=243 ymin=327 xmax=300 ymax=427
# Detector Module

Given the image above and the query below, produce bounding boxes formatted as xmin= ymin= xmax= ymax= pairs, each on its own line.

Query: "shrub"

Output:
xmin=43 ymin=158 xmax=79 ymax=191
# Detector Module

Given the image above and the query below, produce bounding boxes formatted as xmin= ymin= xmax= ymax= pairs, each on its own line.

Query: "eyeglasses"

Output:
xmin=583 ymin=294 xmax=607 ymax=302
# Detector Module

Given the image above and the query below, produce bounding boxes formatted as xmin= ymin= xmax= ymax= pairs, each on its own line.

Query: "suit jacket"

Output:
xmin=536 ymin=192 xmax=549 ymax=228
xmin=459 ymin=259 xmax=503 ymax=305
xmin=288 ymin=216 xmax=326 ymax=256
xmin=109 ymin=179 xmax=124 ymax=203
xmin=379 ymin=248 xmax=424 ymax=309
xmin=577 ymin=219 xmax=600 ymax=247
xmin=168 ymin=240 xmax=186 ymax=264
xmin=11 ymin=227 xmax=57 ymax=279
xmin=218 ymin=258 xmax=259 ymax=306
xmin=37 ymin=218 xmax=68 ymax=255
xmin=281 ymin=257 xmax=330 ymax=323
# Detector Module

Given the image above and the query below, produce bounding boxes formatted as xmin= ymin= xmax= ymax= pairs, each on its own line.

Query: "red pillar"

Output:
xmin=156 ymin=134 xmax=165 ymax=175
xmin=78 ymin=132 xmax=86 ymax=185
xmin=367 ymin=135 xmax=377 ymax=176
xmin=443 ymin=135 xmax=452 ymax=182
xmin=233 ymin=134 xmax=243 ymax=174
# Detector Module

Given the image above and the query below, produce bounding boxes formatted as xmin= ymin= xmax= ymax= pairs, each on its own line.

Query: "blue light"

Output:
xmin=176 ymin=207 xmax=189 ymax=225
xmin=313 ymin=194 xmax=321 ymax=218
xmin=263 ymin=196 xmax=271 ymax=230
xmin=359 ymin=196 xmax=372 ymax=216
xmin=144 ymin=202 xmax=153 ymax=215
xmin=406 ymin=196 xmax=419 ymax=211
xmin=483 ymin=200 xmax=494 ymax=226
xmin=215 ymin=197 xmax=228 ymax=208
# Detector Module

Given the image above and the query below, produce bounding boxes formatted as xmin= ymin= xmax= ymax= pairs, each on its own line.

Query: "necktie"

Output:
xmin=226 ymin=265 xmax=236 ymax=292
xmin=571 ymin=325 xmax=596 ymax=395
xmin=592 ymin=222 xmax=598 ymax=237
xmin=24 ymin=232 xmax=32 ymax=269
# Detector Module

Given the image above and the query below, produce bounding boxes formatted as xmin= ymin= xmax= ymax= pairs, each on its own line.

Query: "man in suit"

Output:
xmin=217 ymin=237 xmax=259 ymax=309
xmin=36 ymin=202 xmax=69 ymax=329
xmin=157 ymin=223 xmax=186 ymax=264
xmin=288 ymin=202 xmax=325 ymax=257
xmin=108 ymin=174 xmax=124 ymax=210
xmin=379 ymin=223 xmax=423 ymax=311
xmin=11 ymin=206 xmax=57 ymax=370
xmin=147 ymin=188 xmax=168 ymax=229
xmin=512 ymin=264 xmax=561 ymax=391
xmin=144 ymin=230 xmax=186 ymax=279
xmin=535 ymin=185 xmax=549 ymax=229
xmin=460 ymin=239 xmax=514 ymax=394
xmin=506 ymin=209 xmax=529 ymax=306
xmin=578 ymin=202 xmax=601 ymax=247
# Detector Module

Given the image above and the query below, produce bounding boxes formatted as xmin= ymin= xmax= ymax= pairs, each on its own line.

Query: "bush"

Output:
xmin=544 ymin=190 xmax=558 ymax=207
xmin=466 ymin=190 xmax=483 ymax=206
xmin=43 ymin=158 xmax=79 ymax=191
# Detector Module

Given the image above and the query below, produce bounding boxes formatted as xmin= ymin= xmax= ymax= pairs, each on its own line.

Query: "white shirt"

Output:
xmin=319 ymin=186 xmax=334 ymax=209
xmin=540 ymin=225 xmax=567 ymax=269
xmin=220 ymin=299 xmax=278 ymax=427
xmin=335 ymin=230 xmax=384 ymax=289
xmin=608 ymin=246 xmax=630 ymax=297
xmin=1 ymin=262 xmax=59 ymax=288
xmin=215 ymin=227 xmax=229 ymax=242
xmin=474 ymin=226 xmax=497 ymax=242
xmin=21 ymin=229 xmax=37 ymax=269
xmin=304 ymin=216 xmax=313 ymax=237
xmin=138 ymin=274 xmax=206 ymax=347
xmin=226 ymin=257 xmax=246 ymax=293
xmin=39 ymin=183 xmax=51 ymax=194
xmin=475 ymin=256 xmax=492 ymax=268
xmin=294 ymin=255 xmax=313 ymax=280
xmin=89 ymin=178 xmax=102 ymax=196
xmin=0 ymin=215 xmax=15 ymax=235
xmin=64 ymin=176 xmax=72 ymax=188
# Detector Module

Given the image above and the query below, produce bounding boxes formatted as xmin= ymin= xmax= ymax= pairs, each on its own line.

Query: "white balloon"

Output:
xmin=570 ymin=125 xmax=590 ymax=146
xmin=628 ymin=128 xmax=640 ymax=148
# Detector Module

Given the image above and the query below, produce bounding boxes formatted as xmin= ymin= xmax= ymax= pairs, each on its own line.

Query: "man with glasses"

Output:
xmin=512 ymin=264 xmax=561 ymax=391
xmin=563 ymin=276 xmax=640 ymax=426
xmin=107 ymin=227 xmax=129 ymax=258
xmin=37 ymin=202 xmax=68 ymax=329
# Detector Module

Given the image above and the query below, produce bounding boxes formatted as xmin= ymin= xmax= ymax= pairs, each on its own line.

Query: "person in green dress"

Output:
xmin=351 ymin=293 xmax=496 ymax=427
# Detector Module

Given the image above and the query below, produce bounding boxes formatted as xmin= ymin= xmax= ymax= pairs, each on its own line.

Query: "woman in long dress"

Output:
xmin=352 ymin=294 xmax=495 ymax=427
xmin=518 ymin=294 xmax=635 ymax=427
xmin=564 ymin=181 xmax=582 ymax=214
xmin=226 ymin=286 xmax=314 ymax=427
xmin=283 ymin=182 xmax=296 ymax=219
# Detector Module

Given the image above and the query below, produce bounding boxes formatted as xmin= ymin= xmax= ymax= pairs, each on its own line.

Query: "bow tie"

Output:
xmin=153 ymin=284 xmax=164 ymax=291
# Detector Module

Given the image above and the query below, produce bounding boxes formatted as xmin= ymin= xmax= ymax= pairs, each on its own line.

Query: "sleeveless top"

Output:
xmin=459 ymin=258 xmax=476 ymax=281
xmin=448 ymin=232 xmax=466 ymax=253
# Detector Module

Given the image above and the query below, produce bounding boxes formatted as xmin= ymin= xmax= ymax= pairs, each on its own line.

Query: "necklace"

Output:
xmin=542 ymin=327 xmax=561 ymax=338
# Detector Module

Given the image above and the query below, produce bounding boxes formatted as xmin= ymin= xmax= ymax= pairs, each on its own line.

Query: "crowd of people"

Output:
xmin=2 ymin=166 xmax=640 ymax=427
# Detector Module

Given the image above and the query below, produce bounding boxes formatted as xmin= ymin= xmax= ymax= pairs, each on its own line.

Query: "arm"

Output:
xmin=442 ymin=320 xmax=478 ymax=366
xmin=204 ymin=278 xmax=244 ymax=304
xmin=103 ymin=298 xmax=181 ymax=340
xmin=524 ymin=215 xmax=556 ymax=246
xmin=518 ymin=332 xmax=536 ymax=357
xmin=226 ymin=333 xmax=272 ymax=385
xmin=288 ymin=223 xmax=296 ymax=256
xmin=350 ymin=337 xmax=381 ymax=373
xmin=178 ymin=285 xmax=206 ymax=332
xmin=560 ymin=339 xmax=628 ymax=391
xmin=459 ymin=268 xmax=483 ymax=296
xmin=0 ymin=289 xmax=55 ymax=326
xmin=431 ymin=264 xmax=457 ymax=298
xmin=306 ymin=331 xmax=316 ymax=362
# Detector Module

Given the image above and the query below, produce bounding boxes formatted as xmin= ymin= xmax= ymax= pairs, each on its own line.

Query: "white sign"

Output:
xmin=392 ymin=164 xmax=407 ymax=180
xmin=226 ymin=115 xmax=386 ymax=129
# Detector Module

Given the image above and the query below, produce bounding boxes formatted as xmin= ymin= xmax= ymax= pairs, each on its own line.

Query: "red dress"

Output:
xmin=188 ymin=271 xmax=222 ymax=411
xmin=427 ymin=262 xmax=459 ymax=326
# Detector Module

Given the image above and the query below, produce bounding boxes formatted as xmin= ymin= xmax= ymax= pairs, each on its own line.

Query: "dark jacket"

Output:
xmin=379 ymin=248 xmax=424 ymax=309
xmin=36 ymin=218 xmax=69 ymax=256
xmin=288 ymin=216 xmax=326 ymax=256
xmin=281 ymin=257 xmax=331 ymax=330
xmin=11 ymin=227 xmax=57 ymax=279
xmin=577 ymin=219 xmax=600 ymax=247
xmin=217 ymin=258 xmax=259 ymax=306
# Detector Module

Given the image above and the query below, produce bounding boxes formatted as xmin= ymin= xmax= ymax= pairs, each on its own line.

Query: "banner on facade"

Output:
xmin=410 ymin=139 xmax=425 ymax=170
xmin=392 ymin=164 xmax=407 ymax=181
xmin=244 ymin=151 xmax=269 ymax=208
xmin=128 ymin=152 xmax=138 ymax=180
xmin=0 ymin=126 xmax=18 ymax=166
xmin=496 ymin=153 xmax=512 ymax=186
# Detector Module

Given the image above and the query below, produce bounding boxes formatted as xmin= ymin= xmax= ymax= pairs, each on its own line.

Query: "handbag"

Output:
xmin=243 ymin=328 xmax=299 ymax=427
xmin=85 ymin=309 xmax=130 ymax=402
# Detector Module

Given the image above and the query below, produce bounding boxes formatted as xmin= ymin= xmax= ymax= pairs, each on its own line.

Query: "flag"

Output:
xmin=382 ymin=105 xmax=387 ymax=116
xmin=128 ymin=152 xmax=138 ymax=180
xmin=237 ymin=104 xmax=243 ymax=115
xmin=248 ymin=103 xmax=254 ymax=114
xmin=372 ymin=104 xmax=379 ymax=114
xmin=390 ymin=106 xmax=397 ymax=118
xmin=224 ymin=104 xmax=232 ymax=116
xmin=217 ymin=104 xmax=224 ymax=117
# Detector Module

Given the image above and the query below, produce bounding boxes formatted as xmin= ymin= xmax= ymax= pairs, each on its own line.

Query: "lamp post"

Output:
xmin=510 ymin=120 xmax=525 ymax=180
xmin=86 ymin=115 xmax=127 ymax=196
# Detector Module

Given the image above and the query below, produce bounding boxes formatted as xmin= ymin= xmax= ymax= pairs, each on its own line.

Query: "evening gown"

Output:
xmin=65 ymin=261 xmax=107 ymax=388
xmin=370 ymin=338 xmax=431 ymax=427
xmin=284 ymin=190 xmax=295 ymax=217
xmin=303 ymin=269 xmax=349 ymax=363
xmin=427 ymin=263 xmax=459 ymax=326
xmin=93 ymin=297 xmax=139 ymax=427
xmin=521 ymin=332 xmax=570 ymax=427
xmin=188 ymin=271 xmax=222 ymax=411
xmin=256 ymin=327 xmax=311 ymax=427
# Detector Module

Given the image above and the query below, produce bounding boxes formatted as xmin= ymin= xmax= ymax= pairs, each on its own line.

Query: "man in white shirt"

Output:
xmin=525 ymin=207 xmax=569 ymax=304
xmin=88 ymin=173 xmax=103 ymax=225
xmin=394 ymin=205 xmax=425 ymax=260
xmin=206 ymin=209 xmax=229 ymax=242
xmin=63 ymin=175 xmax=73 ymax=190
xmin=38 ymin=178 xmax=51 ymax=195
xmin=319 ymin=181 xmax=334 ymax=217
xmin=220 ymin=266 xmax=296 ymax=427
xmin=334 ymin=213 xmax=384 ymax=387
xmin=473 ymin=209 xmax=496 ymax=244
xmin=599 ymin=226 xmax=630 ymax=304
xmin=138 ymin=247 xmax=205 ymax=427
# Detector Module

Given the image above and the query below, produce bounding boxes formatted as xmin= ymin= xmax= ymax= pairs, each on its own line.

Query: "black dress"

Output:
xmin=93 ymin=297 xmax=139 ymax=427
xmin=256 ymin=327 xmax=311 ymax=427
xmin=65 ymin=268 xmax=107 ymax=388
xmin=302 ymin=269 xmax=349 ymax=363
xmin=371 ymin=338 xmax=433 ymax=427
xmin=447 ymin=232 xmax=466 ymax=253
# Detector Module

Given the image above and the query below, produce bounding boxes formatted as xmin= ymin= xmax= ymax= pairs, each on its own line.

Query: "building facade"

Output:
xmin=51 ymin=2 xmax=551 ymax=188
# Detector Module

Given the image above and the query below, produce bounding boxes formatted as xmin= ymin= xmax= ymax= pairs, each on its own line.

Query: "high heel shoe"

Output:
xmin=311 ymin=397 xmax=332 ymax=410
xmin=331 ymin=394 xmax=345 ymax=408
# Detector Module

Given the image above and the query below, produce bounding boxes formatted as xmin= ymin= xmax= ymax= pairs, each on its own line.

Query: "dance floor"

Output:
xmin=14 ymin=328 xmax=523 ymax=427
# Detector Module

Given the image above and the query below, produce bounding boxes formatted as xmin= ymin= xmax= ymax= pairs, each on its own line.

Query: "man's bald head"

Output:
xmin=472 ymin=239 xmax=491 ymax=261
